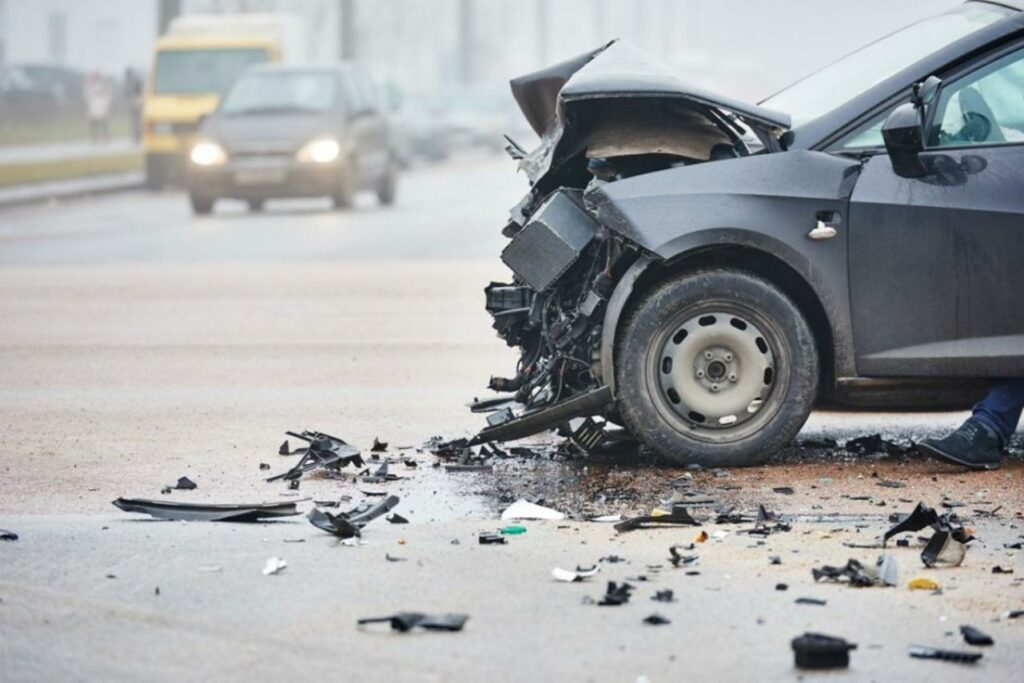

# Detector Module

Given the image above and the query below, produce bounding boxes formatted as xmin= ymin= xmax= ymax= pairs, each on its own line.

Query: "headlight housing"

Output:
xmin=189 ymin=140 xmax=227 ymax=166
xmin=296 ymin=137 xmax=341 ymax=164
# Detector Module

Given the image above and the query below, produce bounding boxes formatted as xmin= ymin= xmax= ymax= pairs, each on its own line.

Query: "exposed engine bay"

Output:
xmin=473 ymin=40 xmax=790 ymax=447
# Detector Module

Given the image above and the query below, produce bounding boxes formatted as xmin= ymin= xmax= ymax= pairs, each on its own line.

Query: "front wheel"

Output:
xmin=615 ymin=268 xmax=818 ymax=467
xmin=189 ymin=192 xmax=215 ymax=215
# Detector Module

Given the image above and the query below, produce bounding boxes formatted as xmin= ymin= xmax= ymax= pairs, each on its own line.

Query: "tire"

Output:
xmin=332 ymin=162 xmax=355 ymax=210
xmin=615 ymin=268 xmax=818 ymax=467
xmin=145 ymin=154 xmax=167 ymax=190
xmin=189 ymin=193 xmax=215 ymax=215
xmin=376 ymin=164 xmax=397 ymax=206
xmin=247 ymin=199 xmax=265 ymax=212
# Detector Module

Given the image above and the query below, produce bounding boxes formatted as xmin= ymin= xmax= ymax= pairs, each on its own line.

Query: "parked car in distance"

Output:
xmin=186 ymin=63 xmax=397 ymax=214
xmin=479 ymin=0 xmax=1024 ymax=466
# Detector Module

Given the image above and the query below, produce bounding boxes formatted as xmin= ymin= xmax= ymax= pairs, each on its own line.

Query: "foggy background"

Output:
xmin=1 ymin=0 xmax=960 ymax=110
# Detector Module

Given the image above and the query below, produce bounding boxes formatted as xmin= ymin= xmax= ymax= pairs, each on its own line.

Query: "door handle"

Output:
xmin=809 ymin=211 xmax=841 ymax=240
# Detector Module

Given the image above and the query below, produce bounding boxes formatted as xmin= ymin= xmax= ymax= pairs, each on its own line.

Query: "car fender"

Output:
xmin=591 ymin=150 xmax=862 ymax=392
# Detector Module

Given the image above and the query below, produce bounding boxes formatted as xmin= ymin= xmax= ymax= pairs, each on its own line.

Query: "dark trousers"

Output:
xmin=973 ymin=379 xmax=1024 ymax=445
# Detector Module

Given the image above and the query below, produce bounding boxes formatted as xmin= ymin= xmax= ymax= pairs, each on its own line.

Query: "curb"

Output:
xmin=0 ymin=171 xmax=146 ymax=209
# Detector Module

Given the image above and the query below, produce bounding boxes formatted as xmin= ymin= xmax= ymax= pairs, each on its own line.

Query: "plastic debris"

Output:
xmin=884 ymin=502 xmax=973 ymax=568
xmin=171 ymin=476 xmax=197 ymax=490
xmin=795 ymin=597 xmax=827 ymax=606
xmin=813 ymin=555 xmax=897 ymax=588
xmin=908 ymin=576 xmax=940 ymax=591
xmin=262 ymin=557 xmax=287 ymax=575
xmin=597 ymin=581 xmax=634 ymax=606
xmin=500 ymin=525 xmax=527 ymax=535
xmin=643 ymin=614 xmax=670 ymax=626
xmin=792 ymin=633 xmax=857 ymax=670
xmin=651 ymin=590 xmax=675 ymax=602
xmin=500 ymin=499 xmax=566 ymax=521
xmin=0 ymin=529 xmax=18 ymax=541
xmin=267 ymin=430 xmax=365 ymax=482
xmin=307 ymin=495 xmax=400 ymax=539
xmin=386 ymin=513 xmax=409 ymax=524
xmin=992 ymin=566 xmax=1014 ymax=574
xmin=960 ymin=625 xmax=993 ymax=646
xmin=668 ymin=545 xmax=699 ymax=568
xmin=358 ymin=612 xmax=469 ymax=633
xmin=479 ymin=532 xmax=507 ymax=545
xmin=112 ymin=498 xmax=304 ymax=522
xmin=773 ymin=487 xmax=795 ymax=495
xmin=615 ymin=504 xmax=700 ymax=533
xmin=589 ymin=514 xmax=623 ymax=523
xmin=371 ymin=437 xmax=388 ymax=452
xmin=552 ymin=565 xmax=600 ymax=582
xmin=908 ymin=645 xmax=982 ymax=663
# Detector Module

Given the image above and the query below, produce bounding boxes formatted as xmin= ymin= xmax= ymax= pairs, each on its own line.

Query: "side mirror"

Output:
xmin=882 ymin=102 xmax=927 ymax=178
xmin=883 ymin=76 xmax=942 ymax=179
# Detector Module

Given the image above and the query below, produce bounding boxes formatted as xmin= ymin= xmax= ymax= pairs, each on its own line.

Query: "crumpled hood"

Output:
xmin=510 ymin=40 xmax=790 ymax=138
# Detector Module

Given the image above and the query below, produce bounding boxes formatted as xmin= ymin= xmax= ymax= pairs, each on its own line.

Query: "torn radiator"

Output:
xmin=501 ymin=190 xmax=598 ymax=292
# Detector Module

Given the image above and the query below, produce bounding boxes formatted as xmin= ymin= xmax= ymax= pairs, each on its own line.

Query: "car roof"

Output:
xmin=244 ymin=63 xmax=356 ymax=76
xmin=791 ymin=0 xmax=1024 ymax=149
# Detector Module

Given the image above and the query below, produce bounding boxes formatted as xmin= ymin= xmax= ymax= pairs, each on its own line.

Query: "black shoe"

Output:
xmin=918 ymin=418 xmax=1003 ymax=471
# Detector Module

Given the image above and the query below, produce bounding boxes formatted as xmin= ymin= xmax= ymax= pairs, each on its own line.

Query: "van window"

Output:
xmin=153 ymin=48 xmax=268 ymax=95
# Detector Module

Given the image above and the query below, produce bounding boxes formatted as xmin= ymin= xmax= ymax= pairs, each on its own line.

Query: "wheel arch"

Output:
xmin=602 ymin=235 xmax=849 ymax=401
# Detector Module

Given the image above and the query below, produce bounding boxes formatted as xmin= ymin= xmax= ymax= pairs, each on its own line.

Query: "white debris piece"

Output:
xmin=552 ymin=565 xmax=600 ymax=582
xmin=262 ymin=556 xmax=287 ymax=575
xmin=501 ymin=499 xmax=566 ymax=521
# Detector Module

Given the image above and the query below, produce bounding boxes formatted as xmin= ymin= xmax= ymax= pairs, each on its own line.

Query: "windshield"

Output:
xmin=220 ymin=71 xmax=338 ymax=115
xmin=762 ymin=3 xmax=1013 ymax=127
xmin=153 ymin=48 xmax=268 ymax=96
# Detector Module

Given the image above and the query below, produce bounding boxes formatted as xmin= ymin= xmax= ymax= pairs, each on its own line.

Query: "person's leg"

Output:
xmin=917 ymin=382 xmax=1023 ymax=470
xmin=973 ymin=379 xmax=1024 ymax=445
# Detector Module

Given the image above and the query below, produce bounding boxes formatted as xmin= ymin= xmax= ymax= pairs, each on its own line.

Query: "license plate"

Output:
xmin=234 ymin=169 xmax=286 ymax=185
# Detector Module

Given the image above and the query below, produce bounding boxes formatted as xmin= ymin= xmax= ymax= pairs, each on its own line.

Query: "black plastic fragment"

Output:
xmin=909 ymin=645 xmax=982 ymax=663
xmin=614 ymin=504 xmax=699 ymax=533
xmin=307 ymin=495 xmax=400 ymax=539
xmin=387 ymin=513 xmax=409 ymax=524
xmin=668 ymin=545 xmax=699 ymax=568
xmin=651 ymin=590 xmax=675 ymax=602
xmin=643 ymin=613 xmax=670 ymax=625
xmin=960 ymin=625 xmax=993 ymax=646
xmin=175 ymin=477 xmax=197 ymax=490
xmin=371 ymin=437 xmax=388 ymax=452
xmin=597 ymin=581 xmax=634 ymax=606
xmin=992 ymin=565 xmax=1014 ymax=574
xmin=772 ymin=487 xmax=795 ymax=495
xmin=0 ymin=529 xmax=18 ymax=541
xmin=792 ymin=633 xmax=857 ymax=670
xmin=112 ymin=498 xmax=303 ymax=522
xmin=795 ymin=597 xmax=827 ymax=606
xmin=358 ymin=612 xmax=468 ymax=632
xmin=267 ymin=430 xmax=365 ymax=482
xmin=479 ymin=532 xmax=507 ymax=545
xmin=812 ymin=559 xmax=876 ymax=588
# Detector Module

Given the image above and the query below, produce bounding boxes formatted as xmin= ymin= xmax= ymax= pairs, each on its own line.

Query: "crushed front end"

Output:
xmin=472 ymin=39 xmax=789 ymax=446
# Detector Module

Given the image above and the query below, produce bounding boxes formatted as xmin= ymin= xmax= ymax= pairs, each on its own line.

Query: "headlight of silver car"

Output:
xmin=296 ymin=137 xmax=341 ymax=164
xmin=189 ymin=140 xmax=228 ymax=166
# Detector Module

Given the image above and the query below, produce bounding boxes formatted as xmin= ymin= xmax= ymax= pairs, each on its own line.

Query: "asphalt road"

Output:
xmin=1 ymin=157 xmax=1021 ymax=682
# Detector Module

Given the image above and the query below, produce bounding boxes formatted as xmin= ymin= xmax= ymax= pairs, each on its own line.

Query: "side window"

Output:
xmin=928 ymin=46 xmax=1024 ymax=148
xmin=832 ymin=108 xmax=895 ymax=151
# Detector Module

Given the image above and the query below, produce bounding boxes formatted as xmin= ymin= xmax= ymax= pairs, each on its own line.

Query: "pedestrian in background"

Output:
xmin=123 ymin=68 xmax=143 ymax=143
xmin=84 ymin=71 xmax=112 ymax=142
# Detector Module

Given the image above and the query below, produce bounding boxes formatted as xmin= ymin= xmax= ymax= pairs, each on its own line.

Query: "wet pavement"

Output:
xmin=1 ymin=157 xmax=1022 ymax=681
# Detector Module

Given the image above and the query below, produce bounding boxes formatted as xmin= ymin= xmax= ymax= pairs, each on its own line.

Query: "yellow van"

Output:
xmin=143 ymin=14 xmax=303 ymax=188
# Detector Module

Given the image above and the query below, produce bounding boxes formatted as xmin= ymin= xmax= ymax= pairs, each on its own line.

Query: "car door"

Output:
xmin=847 ymin=41 xmax=1024 ymax=378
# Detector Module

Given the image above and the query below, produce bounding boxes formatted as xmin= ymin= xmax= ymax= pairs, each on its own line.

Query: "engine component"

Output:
xmin=501 ymin=190 xmax=598 ymax=292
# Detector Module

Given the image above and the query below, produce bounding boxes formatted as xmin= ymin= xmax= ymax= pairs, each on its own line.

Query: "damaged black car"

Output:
xmin=479 ymin=0 xmax=1024 ymax=466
